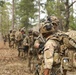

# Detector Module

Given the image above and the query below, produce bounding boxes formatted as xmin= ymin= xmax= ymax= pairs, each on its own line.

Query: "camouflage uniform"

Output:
xmin=28 ymin=30 xmax=34 ymax=72
xmin=15 ymin=30 xmax=23 ymax=48
xmin=9 ymin=30 xmax=15 ymax=48
xmin=34 ymin=33 xmax=46 ymax=75
xmin=34 ymin=16 xmax=60 ymax=75
xmin=22 ymin=35 xmax=29 ymax=57
xmin=33 ymin=31 xmax=39 ymax=57
xmin=44 ymin=39 xmax=57 ymax=69
xmin=8 ymin=30 xmax=12 ymax=47
xmin=60 ymin=30 xmax=76 ymax=73
xmin=15 ymin=29 xmax=24 ymax=56
xmin=23 ymin=29 xmax=34 ymax=72
xmin=3 ymin=35 xmax=7 ymax=45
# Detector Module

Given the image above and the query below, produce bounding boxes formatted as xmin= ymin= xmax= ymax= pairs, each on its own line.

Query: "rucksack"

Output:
xmin=10 ymin=33 xmax=15 ymax=40
xmin=64 ymin=30 xmax=76 ymax=68
xmin=57 ymin=31 xmax=76 ymax=70
xmin=15 ymin=31 xmax=23 ymax=41
xmin=49 ymin=30 xmax=76 ymax=69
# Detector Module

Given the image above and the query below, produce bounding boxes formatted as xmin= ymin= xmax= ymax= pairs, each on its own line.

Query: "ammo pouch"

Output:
xmin=67 ymin=50 xmax=76 ymax=68
xmin=53 ymin=40 xmax=61 ymax=65
xmin=61 ymin=57 xmax=72 ymax=70
xmin=73 ymin=52 xmax=76 ymax=68
xmin=53 ymin=52 xmax=60 ymax=65
xmin=29 ymin=47 xmax=33 ymax=55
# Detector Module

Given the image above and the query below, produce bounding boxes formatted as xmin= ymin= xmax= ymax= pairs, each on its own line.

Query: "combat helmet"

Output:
xmin=39 ymin=16 xmax=59 ymax=37
xmin=21 ymin=27 xmax=25 ymax=32
xmin=9 ymin=29 xmax=12 ymax=33
xmin=33 ymin=31 xmax=39 ymax=37
xmin=48 ymin=16 xmax=59 ymax=26
xmin=28 ymin=29 xmax=33 ymax=35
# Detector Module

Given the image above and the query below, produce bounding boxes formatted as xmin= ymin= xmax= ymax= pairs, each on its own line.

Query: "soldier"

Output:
xmin=10 ymin=30 xmax=16 ymax=48
xmin=27 ymin=29 xmax=34 ymax=72
xmin=33 ymin=31 xmax=39 ymax=58
xmin=22 ymin=33 xmax=29 ymax=57
xmin=34 ymin=16 xmax=60 ymax=75
xmin=8 ymin=30 xmax=14 ymax=48
xmin=21 ymin=28 xmax=26 ymax=39
xmin=3 ymin=34 xmax=7 ymax=45
xmin=8 ymin=30 xmax=12 ymax=47
xmin=15 ymin=29 xmax=23 ymax=48
xmin=15 ymin=29 xmax=24 ymax=56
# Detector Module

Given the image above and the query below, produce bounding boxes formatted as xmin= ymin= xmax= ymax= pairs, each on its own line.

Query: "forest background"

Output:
xmin=0 ymin=0 xmax=76 ymax=35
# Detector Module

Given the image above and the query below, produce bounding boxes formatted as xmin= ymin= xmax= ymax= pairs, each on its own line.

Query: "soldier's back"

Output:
xmin=15 ymin=31 xmax=23 ymax=41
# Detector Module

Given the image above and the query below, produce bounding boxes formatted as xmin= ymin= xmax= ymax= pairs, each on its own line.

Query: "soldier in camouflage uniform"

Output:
xmin=33 ymin=31 xmax=39 ymax=59
xmin=34 ymin=33 xmax=45 ymax=75
xmin=8 ymin=30 xmax=12 ymax=47
xmin=61 ymin=30 xmax=76 ymax=74
xmin=3 ymin=34 xmax=7 ymax=45
xmin=22 ymin=33 xmax=29 ymax=57
xmin=21 ymin=28 xmax=26 ymax=39
xmin=34 ymin=16 xmax=61 ymax=75
xmin=27 ymin=29 xmax=35 ymax=72
xmin=9 ymin=30 xmax=15 ymax=48
xmin=15 ymin=29 xmax=23 ymax=49
xmin=15 ymin=29 xmax=25 ymax=57
xmin=22 ymin=29 xmax=34 ymax=72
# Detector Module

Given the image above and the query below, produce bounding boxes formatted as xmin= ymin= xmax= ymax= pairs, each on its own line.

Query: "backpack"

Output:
xmin=15 ymin=31 xmax=23 ymax=41
xmin=36 ymin=30 xmax=76 ymax=70
xmin=49 ymin=30 xmax=76 ymax=69
xmin=65 ymin=30 xmax=76 ymax=48
xmin=10 ymin=33 xmax=15 ymax=40
xmin=23 ymin=35 xmax=29 ymax=46
xmin=64 ymin=30 xmax=76 ymax=68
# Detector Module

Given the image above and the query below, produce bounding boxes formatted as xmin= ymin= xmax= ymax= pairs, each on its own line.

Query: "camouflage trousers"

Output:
xmin=28 ymin=48 xmax=38 ymax=72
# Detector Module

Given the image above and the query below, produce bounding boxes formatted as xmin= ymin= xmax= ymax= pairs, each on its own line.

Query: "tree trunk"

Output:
xmin=65 ymin=0 xmax=70 ymax=31
xmin=56 ymin=0 xmax=63 ymax=31
xmin=12 ymin=0 xmax=14 ymax=29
